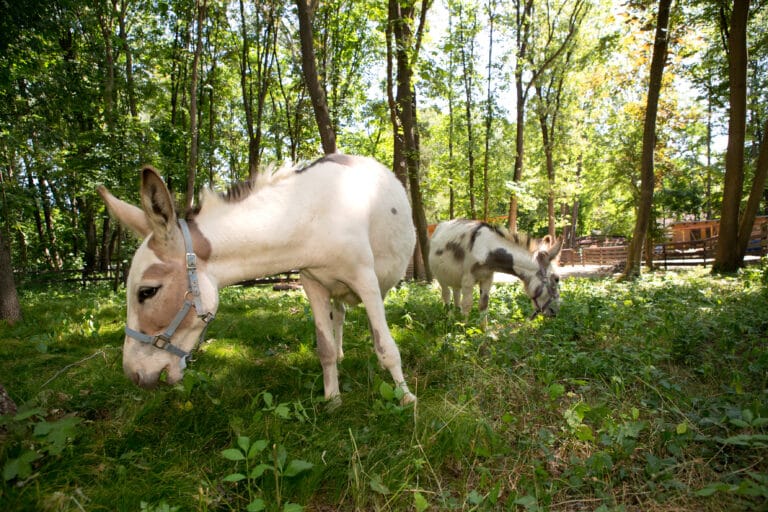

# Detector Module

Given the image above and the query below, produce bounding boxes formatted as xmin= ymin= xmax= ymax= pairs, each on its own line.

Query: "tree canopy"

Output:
xmin=1 ymin=0 xmax=767 ymax=279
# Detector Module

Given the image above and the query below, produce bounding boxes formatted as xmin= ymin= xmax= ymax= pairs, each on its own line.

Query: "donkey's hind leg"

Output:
xmin=477 ymin=276 xmax=493 ymax=330
xmin=349 ymin=267 xmax=416 ymax=404
xmin=300 ymin=273 xmax=342 ymax=405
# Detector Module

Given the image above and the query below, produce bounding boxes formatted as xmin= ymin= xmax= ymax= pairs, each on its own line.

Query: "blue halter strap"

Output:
xmin=124 ymin=218 xmax=215 ymax=364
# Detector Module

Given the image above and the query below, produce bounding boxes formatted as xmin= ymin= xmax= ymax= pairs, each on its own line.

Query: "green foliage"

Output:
xmin=220 ymin=434 xmax=313 ymax=511
xmin=1 ymin=269 xmax=767 ymax=509
xmin=1 ymin=407 xmax=82 ymax=482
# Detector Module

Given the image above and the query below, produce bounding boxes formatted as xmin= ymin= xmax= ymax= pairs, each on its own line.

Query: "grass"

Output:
xmin=1 ymin=265 xmax=767 ymax=511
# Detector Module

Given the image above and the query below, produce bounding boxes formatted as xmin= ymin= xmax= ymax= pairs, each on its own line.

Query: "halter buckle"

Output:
xmin=153 ymin=334 xmax=171 ymax=349
xmin=186 ymin=252 xmax=197 ymax=270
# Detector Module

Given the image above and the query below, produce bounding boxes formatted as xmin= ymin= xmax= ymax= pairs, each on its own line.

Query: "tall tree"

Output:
xmin=185 ymin=0 xmax=207 ymax=210
xmin=239 ymin=0 xmax=279 ymax=177
xmin=456 ymin=1 xmax=478 ymax=219
xmin=507 ymin=0 xmax=586 ymax=232
xmin=713 ymin=0 xmax=761 ymax=272
xmin=0 ymin=229 xmax=21 ymax=325
xmin=482 ymin=0 xmax=497 ymax=221
xmin=296 ymin=0 xmax=337 ymax=155
xmin=622 ymin=0 xmax=673 ymax=279
xmin=387 ymin=0 xmax=432 ymax=280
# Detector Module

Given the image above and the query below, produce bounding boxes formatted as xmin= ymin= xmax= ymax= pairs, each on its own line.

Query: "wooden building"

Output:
xmin=668 ymin=215 xmax=768 ymax=243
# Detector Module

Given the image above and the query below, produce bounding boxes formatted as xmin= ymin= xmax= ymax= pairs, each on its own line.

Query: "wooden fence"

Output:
xmin=560 ymin=235 xmax=768 ymax=268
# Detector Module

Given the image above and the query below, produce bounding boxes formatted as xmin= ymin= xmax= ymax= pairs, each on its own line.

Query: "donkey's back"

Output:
xmin=278 ymin=154 xmax=415 ymax=302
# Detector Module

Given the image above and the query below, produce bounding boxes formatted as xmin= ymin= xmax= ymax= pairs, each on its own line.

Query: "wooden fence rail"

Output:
xmin=560 ymin=235 xmax=768 ymax=268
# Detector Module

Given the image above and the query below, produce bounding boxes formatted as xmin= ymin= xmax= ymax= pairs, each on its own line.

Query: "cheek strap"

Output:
xmin=124 ymin=218 xmax=216 ymax=367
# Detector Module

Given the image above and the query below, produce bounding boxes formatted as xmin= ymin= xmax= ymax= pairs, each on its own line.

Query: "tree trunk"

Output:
xmin=457 ymin=3 xmax=476 ymax=219
xmin=713 ymin=0 xmax=750 ymax=273
xmin=482 ymin=0 xmax=495 ymax=221
xmin=507 ymin=0 xmax=534 ymax=232
xmin=82 ymin=195 xmax=97 ymax=275
xmin=569 ymin=154 xmax=583 ymax=248
xmin=38 ymin=170 xmax=61 ymax=270
xmin=507 ymin=0 xmax=586 ymax=232
xmin=238 ymin=0 xmax=258 ymax=177
xmin=387 ymin=0 xmax=432 ymax=281
xmin=444 ymin=7 xmax=456 ymax=219
xmin=118 ymin=0 xmax=138 ymax=118
xmin=622 ymin=0 xmax=672 ymax=280
xmin=185 ymin=0 xmax=207 ymax=210
xmin=736 ymin=116 xmax=768 ymax=258
xmin=0 ymin=229 xmax=21 ymax=325
xmin=508 ymin=71 xmax=526 ymax=232
xmin=296 ymin=0 xmax=337 ymax=155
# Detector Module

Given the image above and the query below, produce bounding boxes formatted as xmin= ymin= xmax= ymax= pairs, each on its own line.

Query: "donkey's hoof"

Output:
xmin=325 ymin=394 xmax=342 ymax=412
xmin=400 ymin=392 xmax=417 ymax=406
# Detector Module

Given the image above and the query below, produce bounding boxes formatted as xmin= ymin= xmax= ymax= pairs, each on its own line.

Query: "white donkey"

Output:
xmin=428 ymin=219 xmax=562 ymax=319
xmin=98 ymin=153 xmax=417 ymax=405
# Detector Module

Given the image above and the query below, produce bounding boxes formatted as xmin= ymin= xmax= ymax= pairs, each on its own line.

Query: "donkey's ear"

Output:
xmin=97 ymin=185 xmax=151 ymax=239
xmin=139 ymin=167 xmax=180 ymax=247
xmin=548 ymin=238 xmax=563 ymax=262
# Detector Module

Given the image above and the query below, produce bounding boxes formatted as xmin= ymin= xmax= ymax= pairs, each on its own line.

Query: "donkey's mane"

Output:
xmin=467 ymin=221 xmax=539 ymax=252
xmin=189 ymin=154 xmax=359 ymax=219
xmin=189 ymin=161 xmax=300 ymax=219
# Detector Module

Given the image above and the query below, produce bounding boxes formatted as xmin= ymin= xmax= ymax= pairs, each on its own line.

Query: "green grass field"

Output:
xmin=1 ymin=266 xmax=767 ymax=511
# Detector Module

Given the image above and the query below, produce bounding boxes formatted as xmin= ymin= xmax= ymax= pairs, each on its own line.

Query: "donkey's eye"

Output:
xmin=138 ymin=286 xmax=161 ymax=304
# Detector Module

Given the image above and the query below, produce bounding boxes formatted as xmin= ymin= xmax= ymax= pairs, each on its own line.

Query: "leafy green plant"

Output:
xmin=1 ymin=406 xmax=82 ymax=482
xmin=221 ymin=435 xmax=314 ymax=512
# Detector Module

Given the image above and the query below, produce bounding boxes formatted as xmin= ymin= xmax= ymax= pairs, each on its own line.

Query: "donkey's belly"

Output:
xmin=300 ymin=270 xmax=361 ymax=305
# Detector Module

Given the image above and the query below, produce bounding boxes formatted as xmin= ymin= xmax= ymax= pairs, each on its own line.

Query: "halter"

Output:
xmin=529 ymin=268 xmax=559 ymax=319
xmin=124 ymin=218 xmax=216 ymax=366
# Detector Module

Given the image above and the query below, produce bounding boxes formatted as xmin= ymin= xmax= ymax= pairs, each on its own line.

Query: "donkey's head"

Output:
xmin=523 ymin=236 xmax=563 ymax=318
xmin=98 ymin=167 xmax=219 ymax=388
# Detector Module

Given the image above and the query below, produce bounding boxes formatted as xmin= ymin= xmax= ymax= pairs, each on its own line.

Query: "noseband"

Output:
xmin=529 ymin=268 xmax=559 ymax=319
xmin=124 ymin=219 xmax=216 ymax=365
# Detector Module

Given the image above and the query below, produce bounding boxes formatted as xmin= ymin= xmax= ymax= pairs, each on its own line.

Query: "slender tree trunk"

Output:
xmin=457 ymin=3 xmax=477 ymax=219
xmin=253 ymin=5 xmax=277 ymax=171
xmin=238 ymin=0 xmax=258 ymax=177
xmin=0 ymin=229 xmax=21 ymax=325
xmin=185 ymin=0 xmax=207 ymax=210
xmin=97 ymin=2 xmax=116 ymax=129
xmin=507 ymin=0 xmax=534 ymax=232
xmin=444 ymin=7 xmax=456 ymax=219
xmin=118 ymin=0 xmax=138 ymax=118
xmin=536 ymin=97 xmax=557 ymax=238
xmin=387 ymin=0 xmax=432 ymax=281
xmin=622 ymin=0 xmax=673 ymax=280
xmin=482 ymin=0 xmax=495 ymax=221
xmin=705 ymin=76 xmax=713 ymax=219
xmin=99 ymin=214 xmax=111 ymax=271
xmin=38 ymin=170 xmax=61 ymax=270
xmin=535 ymin=62 xmax=570 ymax=240
xmin=25 ymin=168 xmax=50 ymax=267
xmin=736 ymin=116 xmax=768 ymax=258
xmin=714 ymin=0 xmax=750 ymax=272
xmin=569 ymin=153 xmax=582 ymax=248
xmin=82 ymin=196 xmax=97 ymax=274
xmin=296 ymin=0 xmax=337 ymax=155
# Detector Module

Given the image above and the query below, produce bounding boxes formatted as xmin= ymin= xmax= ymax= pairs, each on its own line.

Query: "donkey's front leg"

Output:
xmin=459 ymin=274 xmax=476 ymax=316
xmin=300 ymin=274 xmax=341 ymax=405
xmin=330 ymin=299 xmax=345 ymax=361
xmin=352 ymin=269 xmax=416 ymax=405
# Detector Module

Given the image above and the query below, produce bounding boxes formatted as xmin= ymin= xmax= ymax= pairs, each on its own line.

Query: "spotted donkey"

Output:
xmin=428 ymin=219 xmax=563 ymax=319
